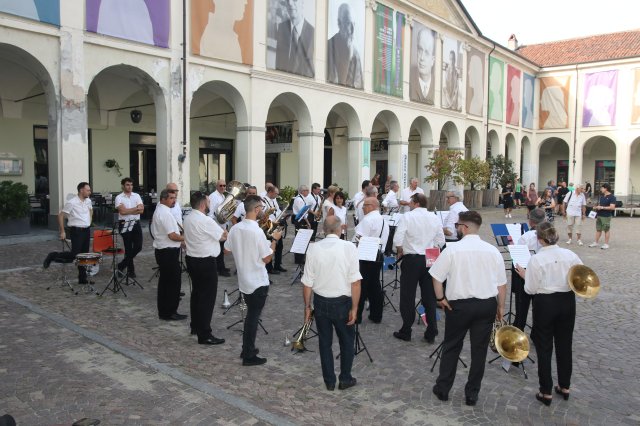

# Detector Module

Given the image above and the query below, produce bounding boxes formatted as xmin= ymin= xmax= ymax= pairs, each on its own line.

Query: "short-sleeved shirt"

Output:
xmin=563 ymin=191 xmax=587 ymax=217
xmin=442 ymin=201 xmax=468 ymax=240
xmin=183 ymin=209 xmax=224 ymax=257
xmin=62 ymin=195 xmax=92 ymax=228
xmin=399 ymin=187 xmax=424 ymax=213
xmin=115 ymin=192 xmax=143 ymax=221
xmin=597 ymin=194 xmax=616 ymax=217
xmin=224 ymin=219 xmax=272 ymax=294
xmin=393 ymin=208 xmax=445 ymax=254
xmin=151 ymin=204 xmax=181 ymax=249
xmin=524 ymin=245 xmax=582 ymax=295
xmin=354 ymin=210 xmax=389 ymax=250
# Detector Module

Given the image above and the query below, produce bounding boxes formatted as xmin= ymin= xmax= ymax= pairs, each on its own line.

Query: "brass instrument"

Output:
xmin=292 ymin=309 xmax=314 ymax=352
xmin=567 ymin=264 xmax=600 ymax=299
xmin=214 ymin=180 xmax=246 ymax=224
xmin=258 ymin=206 xmax=276 ymax=236
xmin=312 ymin=194 xmax=324 ymax=221
xmin=267 ymin=201 xmax=291 ymax=237
xmin=490 ymin=319 xmax=530 ymax=362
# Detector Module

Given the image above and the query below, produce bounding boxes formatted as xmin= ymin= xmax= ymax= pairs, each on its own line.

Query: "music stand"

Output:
xmin=429 ymin=341 xmax=467 ymax=372
xmin=226 ymin=293 xmax=268 ymax=335
xmin=380 ymin=256 xmax=398 ymax=312
xmin=119 ymin=219 xmax=143 ymax=290
xmin=289 ymin=229 xmax=314 ymax=286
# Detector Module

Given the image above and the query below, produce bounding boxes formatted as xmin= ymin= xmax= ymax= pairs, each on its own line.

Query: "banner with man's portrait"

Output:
xmin=441 ymin=37 xmax=462 ymax=111
xmin=191 ymin=0 xmax=253 ymax=65
xmin=522 ymin=73 xmax=535 ymax=129
xmin=409 ymin=22 xmax=436 ymax=105
xmin=582 ymin=70 xmax=617 ymax=127
xmin=539 ymin=76 xmax=571 ymax=129
xmin=373 ymin=2 xmax=404 ymax=98
xmin=0 ymin=0 xmax=59 ymax=25
xmin=633 ymin=69 xmax=640 ymax=124
xmin=86 ymin=0 xmax=170 ymax=47
xmin=506 ymin=65 xmax=521 ymax=126
xmin=488 ymin=57 xmax=504 ymax=121
xmin=466 ymin=47 xmax=484 ymax=116
xmin=266 ymin=0 xmax=316 ymax=78
xmin=326 ymin=0 xmax=365 ymax=89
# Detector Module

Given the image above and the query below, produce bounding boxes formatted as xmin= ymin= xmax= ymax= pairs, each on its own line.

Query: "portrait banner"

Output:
xmin=466 ymin=47 xmax=485 ymax=116
xmin=582 ymin=70 xmax=617 ymax=127
xmin=522 ymin=73 xmax=535 ymax=129
xmin=409 ymin=21 xmax=436 ymax=105
xmin=266 ymin=0 xmax=316 ymax=78
xmin=539 ymin=76 xmax=571 ymax=129
xmin=441 ymin=37 xmax=462 ymax=111
xmin=488 ymin=57 xmax=504 ymax=121
xmin=191 ymin=0 xmax=253 ymax=65
xmin=86 ymin=0 xmax=170 ymax=47
xmin=327 ymin=0 xmax=365 ymax=89
xmin=506 ymin=65 xmax=521 ymax=126
xmin=0 ymin=0 xmax=59 ymax=25
xmin=633 ymin=69 xmax=640 ymax=124
xmin=373 ymin=3 xmax=404 ymax=98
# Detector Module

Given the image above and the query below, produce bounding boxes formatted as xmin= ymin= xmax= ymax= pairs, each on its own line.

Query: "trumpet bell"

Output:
xmin=221 ymin=289 xmax=231 ymax=308
xmin=568 ymin=264 xmax=600 ymax=299
xmin=494 ymin=325 xmax=530 ymax=363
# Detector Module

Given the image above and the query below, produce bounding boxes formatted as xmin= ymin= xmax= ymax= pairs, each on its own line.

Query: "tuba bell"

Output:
xmin=490 ymin=319 xmax=530 ymax=363
xmin=567 ymin=264 xmax=600 ymax=299
xmin=215 ymin=180 xmax=246 ymax=224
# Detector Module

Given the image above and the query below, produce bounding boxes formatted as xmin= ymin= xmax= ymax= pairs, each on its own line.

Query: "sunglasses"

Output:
xmin=454 ymin=223 xmax=469 ymax=228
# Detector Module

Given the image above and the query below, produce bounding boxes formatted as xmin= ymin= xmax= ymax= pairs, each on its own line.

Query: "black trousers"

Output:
xmin=186 ymin=256 xmax=218 ymax=338
xmin=267 ymin=238 xmax=283 ymax=271
xmin=357 ymin=260 xmax=383 ymax=323
xmin=398 ymin=254 xmax=437 ymax=339
xmin=511 ymin=268 xmax=532 ymax=331
xmin=435 ymin=297 xmax=497 ymax=400
xmin=216 ymin=241 xmax=227 ymax=272
xmin=55 ymin=226 xmax=91 ymax=283
xmin=241 ymin=285 xmax=269 ymax=359
xmin=155 ymin=247 xmax=181 ymax=318
xmin=120 ymin=221 xmax=142 ymax=273
xmin=531 ymin=291 xmax=575 ymax=394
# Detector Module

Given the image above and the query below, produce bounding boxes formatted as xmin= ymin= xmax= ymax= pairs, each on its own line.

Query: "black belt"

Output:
xmin=69 ymin=226 xmax=90 ymax=229
xmin=155 ymin=247 xmax=180 ymax=251
xmin=404 ymin=253 xmax=425 ymax=257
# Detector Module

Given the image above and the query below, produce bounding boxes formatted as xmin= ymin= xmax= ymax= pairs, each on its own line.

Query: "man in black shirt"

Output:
xmin=588 ymin=183 xmax=616 ymax=250
xmin=556 ymin=182 xmax=568 ymax=215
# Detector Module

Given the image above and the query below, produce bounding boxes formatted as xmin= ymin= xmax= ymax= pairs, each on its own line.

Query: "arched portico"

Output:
xmin=369 ymin=110 xmax=402 ymax=190
xmin=324 ymin=102 xmax=363 ymax=195
xmin=538 ymin=137 xmax=570 ymax=188
xmin=630 ymin=137 xmax=640 ymax=202
xmin=581 ymin=136 xmax=616 ymax=192
xmin=486 ymin=130 xmax=499 ymax=159
xmin=409 ymin=116 xmax=433 ymax=192
xmin=464 ymin=125 xmax=481 ymax=159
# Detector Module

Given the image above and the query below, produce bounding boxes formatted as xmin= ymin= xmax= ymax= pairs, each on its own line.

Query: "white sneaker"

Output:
xmin=566 ymin=240 xmax=572 ymax=245
xmin=505 ymin=214 xmax=508 ymax=218
xmin=588 ymin=242 xmax=598 ymax=248
xmin=601 ymin=244 xmax=609 ymax=250
xmin=508 ymin=214 xmax=512 ymax=218
xmin=577 ymin=240 xmax=583 ymax=246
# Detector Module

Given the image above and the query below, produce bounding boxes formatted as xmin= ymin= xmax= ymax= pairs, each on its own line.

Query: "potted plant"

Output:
xmin=457 ymin=157 xmax=491 ymax=208
xmin=104 ymin=159 xmax=123 ymax=177
xmin=424 ymin=149 xmax=462 ymax=210
xmin=0 ymin=180 xmax=31 ymax=236
xmin=486 ymin=155 xmax=517 ymax=207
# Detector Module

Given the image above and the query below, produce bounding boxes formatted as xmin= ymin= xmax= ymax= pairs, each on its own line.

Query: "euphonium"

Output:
xmin=292 ymin=310 xmax=314 ymax=352
xmin=567 ymin=264 xmax=600 ymax=299
xmin=214 ymin=180 xmax=246 ymax=224
xmin=266 ymin=201 xmax=290 ymax=237
xmin=490 ymin=319 xmax=530 ymax=362
xmin=258 ymin=207 xmax=276 ymax=236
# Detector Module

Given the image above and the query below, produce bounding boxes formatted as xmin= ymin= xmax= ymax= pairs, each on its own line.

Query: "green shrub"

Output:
xmin=0 ymin=180 xmax=30 ymax=221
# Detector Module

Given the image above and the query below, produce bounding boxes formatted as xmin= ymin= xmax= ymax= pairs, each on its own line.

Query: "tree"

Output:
xmin=457 ymin=157 xmax=491 ymax=190
xmin=424 ymin=149 xmax=463 ymax=190
xmin=488 ymin=155 xmax=517 ymax=189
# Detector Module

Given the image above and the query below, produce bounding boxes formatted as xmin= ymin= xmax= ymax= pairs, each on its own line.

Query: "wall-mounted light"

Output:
xmin=130 ymin=109 xmax=142 ymax=123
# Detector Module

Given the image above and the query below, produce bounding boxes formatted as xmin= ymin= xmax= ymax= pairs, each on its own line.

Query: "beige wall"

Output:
xmin=0 ymin=117 xmax=42 ymax=191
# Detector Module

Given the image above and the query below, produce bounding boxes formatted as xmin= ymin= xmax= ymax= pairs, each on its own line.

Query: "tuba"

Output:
xmin=215 ymin=180 xmax=246 ymax=224
xmin=490 ymin=319 xmax=530 ymax=363
xmin=567 ymin=264 xmax=600 ymax=299
xmin=292 ymin=309 xmax=314 ymax=352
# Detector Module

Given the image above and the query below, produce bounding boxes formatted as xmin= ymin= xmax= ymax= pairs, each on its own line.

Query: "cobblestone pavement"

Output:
xmin=1 ymin=208 xmax=639 ymax=425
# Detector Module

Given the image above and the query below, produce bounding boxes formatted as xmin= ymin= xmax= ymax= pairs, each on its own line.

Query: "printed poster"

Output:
xmin=488 ymin=57 xmax=504 ymax=121
xmin=373 ymin=2 xmax=404 ymax=98
xmin=583 ymin=70 xmax=618 ymax=127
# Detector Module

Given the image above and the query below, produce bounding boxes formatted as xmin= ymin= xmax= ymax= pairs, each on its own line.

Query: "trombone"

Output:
xmin=292 ymin=309 xmax=314 ymax=352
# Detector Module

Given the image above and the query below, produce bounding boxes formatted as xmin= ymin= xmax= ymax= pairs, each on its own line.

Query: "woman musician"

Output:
xmin=326 ymin=191 xmax=348 ymax=239
xmin=514 ymin=222 xmax=582 ymax=406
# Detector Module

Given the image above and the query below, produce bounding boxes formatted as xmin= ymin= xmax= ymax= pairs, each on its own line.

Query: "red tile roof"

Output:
xmin=516 ymin=29 xmax=640 ymax=67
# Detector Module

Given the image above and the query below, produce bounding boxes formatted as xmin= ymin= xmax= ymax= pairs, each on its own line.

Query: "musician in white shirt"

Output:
xmin=356 ymin=185 xmax=378 ymax=223
xmin=151 ymin=190 xmax=186 ymax=321
xmin=351 ymin=180 xmax=371 ymax=225
xmin=515 ymin=222 xmax=582 ymax=405
xmin=392 ymin=193 xmax=445 ymax=343
xmin=208 ymin=179 xmax=231 ymax=276
xmin=308 ymin=183 xmax=323 ymax=238
xmin=430 ymin=211 xmax=506 ymax=406
xmin=382 ymin=181 xmax=400 ymax=213
xmin=442 ymin=191 xmax=468 ymax=241
xmin=291 ymin=185 xmax=313 ymax=264
xmin=115 ymin=177 xmax=144 ymax=278
xmin=231 ymin=186 xmax=258 ymax=225
xmin=166 ymin=182 xmax=183 ymax=225
xmin=263 ymin=185 xmax=286 ymax=274
xmin=399 ymin=177 xmax=424 ymax=213
xmin=183 ymin=191 xmax=227 ymax=345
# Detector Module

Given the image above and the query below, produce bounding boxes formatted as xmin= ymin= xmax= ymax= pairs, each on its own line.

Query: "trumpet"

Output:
xmin=292 ymin=309 xmax=314 ymax=352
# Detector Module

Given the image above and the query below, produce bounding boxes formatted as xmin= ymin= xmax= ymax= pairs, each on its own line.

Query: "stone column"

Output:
xmin=348 ymin=137 xmax=371 ymax=197
xmin=236 ymin=126 xmax=266 ymax=189
xmin=615 ymin=142 xmax=630 ymax=200
xmin=298 ymin=132 xmax=325 ymax=187
xmin=388 ymin=140 xmax=409 ymax=188
xmin=363 ymin=1 xmax=376 ymax=93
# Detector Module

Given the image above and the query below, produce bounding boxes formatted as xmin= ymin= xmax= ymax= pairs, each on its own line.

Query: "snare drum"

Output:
xmin=75 ymin=253 xmax=102 ymax=266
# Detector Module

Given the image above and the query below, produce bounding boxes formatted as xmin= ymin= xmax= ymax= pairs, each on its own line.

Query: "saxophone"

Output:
xmin=312 ymin=194 xmax=324 ymax=221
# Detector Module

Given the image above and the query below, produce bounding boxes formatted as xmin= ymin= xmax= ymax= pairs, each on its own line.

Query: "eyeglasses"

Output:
xmin=454 ymin=223 xmax=469 ymax=228
xmin=218 ymin=184 xmax=226 ymax=187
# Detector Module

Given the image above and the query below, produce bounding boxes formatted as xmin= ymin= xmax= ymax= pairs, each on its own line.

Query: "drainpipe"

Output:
xmin=572 ymin=65 xmax=579 ymax=182
xmin=485 ymin=42 xmax=496 ymax=157
xmin=181 ymin=0 xmax=187 ymax=161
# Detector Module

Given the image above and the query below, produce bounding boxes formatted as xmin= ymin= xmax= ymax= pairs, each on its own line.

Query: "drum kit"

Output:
xmin=73 ymin=252 xmax=102 ymax=294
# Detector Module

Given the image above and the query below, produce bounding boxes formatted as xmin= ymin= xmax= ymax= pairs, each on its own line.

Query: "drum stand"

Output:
xmin=430 ymin=342 xmax=467 ymax=372
xmin=100 ymin=244 xmax=128 ymax=297
xmin=335 ymin=324 xmax=373 ymax=362
xmin=226 ymin=293 xmax=268 ymax=335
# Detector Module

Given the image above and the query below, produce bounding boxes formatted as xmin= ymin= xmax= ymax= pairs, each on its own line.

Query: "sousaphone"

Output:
xmin=567 ymin=264 xmax=600 ymax=298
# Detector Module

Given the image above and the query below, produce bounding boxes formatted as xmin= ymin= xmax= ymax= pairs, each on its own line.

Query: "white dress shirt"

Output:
xmin=224 ymin=219 xmax=272 ymax=294
xmin=563 ymin=191 xmax=587 ymax=217
xmin=352 ymin=191 xmax=365 ymax=210
xmin=262 ymin=196 xmax=281 ymax=221
xmin=524 ymin=245 xmax=582 ymax=295
xmin=354 ymin=210 xmax=390 ymax=250
xmin=333 ymin=205 xmax=348 ymax=230
xmin=382 ymin=189 xmax=399 ymax=210
xmin=399 ymin=187 xmax=424 ymax=213
xmin=517 ymin=230 xmax=540 ymax=253
xmin=302 ymin=235 xmax=362 ymax=298
xmin=115 ymin=192 xmax=143 ymax=221
xmin=183 ymin=210 xmax=224 ymax=257
xmin=442 ymin=201 xmax=469 ymax=240
xmin=393 ymin=208 xmax=445 ymax=254
xmin=170 ymin=200 xmax=183 ymax=225
xmin=232 ymin=202 xmax=246 ymax=221
xmin=429 ymin=235 xmax=506 ymax=301
xmin=354 ymin=196 xmax=367 ymax=223
xmin=62 ymin=195 xmax=92 ymax=227
xmin=292 ymin=194 xmax=310 ymax=215
xmin=151 ymin=204 xmax=181 ymax=249
xmin=207 ymin=191 xmax=226 ymax=218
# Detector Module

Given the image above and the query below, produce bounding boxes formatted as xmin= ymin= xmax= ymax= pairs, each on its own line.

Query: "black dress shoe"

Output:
xmin=424 ymin=330 xmax=438 ymax=344
xmin=43 ymin=252 xmax=55 ymax=269
xmin=465 ymin=396 xmax=477 ymax=406
xmin=325 ymin=382 xmax=335 ymax=391
xmin=275 ymin=266 xmax=287 ymax=272
xmin=338 ymin=378 xmax=357 ymax=390
xmin=198 ymin=335 xmax=225 ymax=345
xmin=159 ymin=313 xmax=188 ymax=321
xmin=127 ymin=271 xmax=136 ymax=279
xmin=267 ymin=269 xmax=280 ymax=275
xmin=180 ymin=291 xmax=185 ymax=297
xmin=393 ymin=331 xmax=411 ymax=342
xmin=239 ymin=349 xmax=259 ymax=358
xmin=432 ymin=386 xmax=448 ymax=401
xmin=242 ymin=356 xmax=267 ymax=366
xmin=218 ymin=270 xmax=231 ymax=277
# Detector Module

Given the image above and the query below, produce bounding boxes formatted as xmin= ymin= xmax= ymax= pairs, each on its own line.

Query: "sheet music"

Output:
xmin=507 ymin=245 xmax=532 ymax=269
xmin=290 ymin=229 xmax=314 ymax=254
xmin=358 ymin=236 xmax=381 ymax=261
xmin=505 ymin=223 xmax=522 ymax=244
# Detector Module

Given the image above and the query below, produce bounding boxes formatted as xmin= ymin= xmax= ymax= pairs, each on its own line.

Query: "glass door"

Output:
xmin=595 ymin=160 xmax=615 ymax=192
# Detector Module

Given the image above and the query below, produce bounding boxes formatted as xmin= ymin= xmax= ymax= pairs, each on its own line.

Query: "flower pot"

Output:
xmin=463 ymin=190 xmax=483 ymax=209
xmin=482 ymin=189 xmax=500 ymax=207
xmin=428 ymin=190 xmax=448 ymax=211
xmin=0 ymin=216 xmax=30 ymax=236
